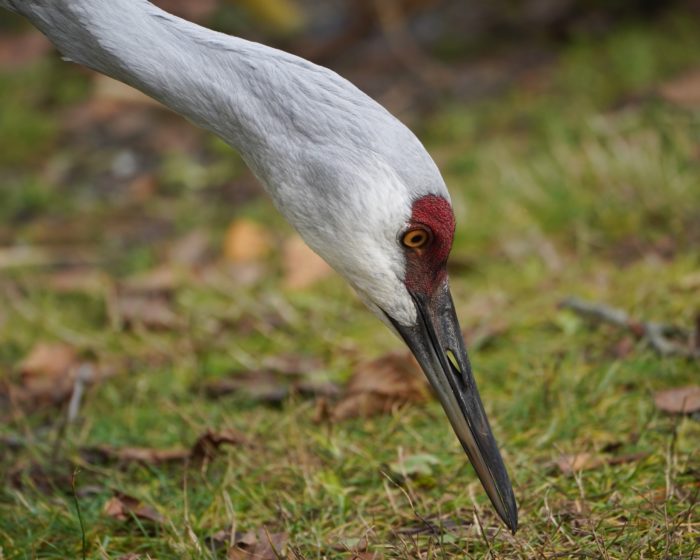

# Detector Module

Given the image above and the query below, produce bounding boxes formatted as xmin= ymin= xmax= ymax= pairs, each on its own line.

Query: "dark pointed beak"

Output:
xmin=389 ymin=279 xmax=518 ymax=532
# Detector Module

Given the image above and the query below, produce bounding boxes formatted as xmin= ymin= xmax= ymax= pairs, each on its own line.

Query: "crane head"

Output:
xmin=385 ymin=194 xmax=518 ymax=533
xmin=305 ymin=186 xmax=518 ymax=532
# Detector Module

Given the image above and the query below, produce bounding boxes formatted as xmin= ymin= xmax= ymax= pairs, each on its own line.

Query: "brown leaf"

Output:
xmin=103 ymin=493 xmax=164 ymax=524
xmin=85 ymin=445 xmax=190 ymax=464
xmin=190 ymin=428 xmax=251 ymax=461
xmin=115 ymin=295 xmax=182 ymax=330
xmin=204 ymin=358 xmax=338 ymax=405
xmin=223 ymin=219 xmax=272 ymax=263
xmin=660 ymin=68 xmax=700 ymax=108
xmin=282 ymin=234 xmax=333 ymax=290
xmin=653 ymin=386 xmax=700 ymax=414
xmin=227 ymin=528 xmax=288 ymax=560
xmin=16 ymin=343 xmax=78 ymax=404
xmin=82 ymin=428 xmax=250 ymax=466
xmin=330 ymin=351 xmax=429 ymax=421
xmin=205 ymin=371 xmax=290 ymax=404
xmin=555 ymin=451 xmax=647 ymax=475
xmin=0 ymin=31 xmax=52 ymax=70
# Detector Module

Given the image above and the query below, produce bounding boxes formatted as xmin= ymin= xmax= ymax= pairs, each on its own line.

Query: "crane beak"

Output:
xmin=389 ymin=279 xmax=518 ymax=533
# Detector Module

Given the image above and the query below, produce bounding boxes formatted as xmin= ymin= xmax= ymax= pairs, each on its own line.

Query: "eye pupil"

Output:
xmin=402 ymin=228 xmax=431 ymax=248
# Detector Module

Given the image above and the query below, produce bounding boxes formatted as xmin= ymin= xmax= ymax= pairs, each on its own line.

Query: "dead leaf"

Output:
xmin=0 ymin=31 xmax=52 ymax=69
xmin=660 ymin=68 xmax=700 ymax=108
xmin=227 ymin=528 xmax=288 ymax=560
xmin=16 ymin=343 xmax=78 ymax=404
xmin=555 ymin=451 xmax=648 ymax=475
xmin=82 ymin=428 xmax=250 ymax=466
xmin=282 ymin=234 xmax=333 ymax=290
xmin=103 ymin=493 xmax=164 ymax=525
xmin=329 ymin=351 xmax=429 ymax=421
xmin=204 ymin=354 xmax=337 ymax=405
xmin=115 ymin=295 xmax=182 ymax=330
xmin=205 ymin=371 xmax=290 ymax=404
xmin=223 ymin=219 xmax=272 ymax=263
xmin=84 ymin=445 xmax=190 ymax=464
xmin=190 ymin=428 xmax=251 ymax=461
xmin=653 ymin=386 xmax=700 ymax=414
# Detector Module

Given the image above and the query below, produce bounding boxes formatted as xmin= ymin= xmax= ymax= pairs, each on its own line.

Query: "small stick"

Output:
xmin=559 ymin=297 xmax=700 ymax=359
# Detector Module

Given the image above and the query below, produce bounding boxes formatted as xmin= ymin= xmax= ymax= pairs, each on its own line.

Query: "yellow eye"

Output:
xmin=402 ymin=227 xmax=431 ymax=249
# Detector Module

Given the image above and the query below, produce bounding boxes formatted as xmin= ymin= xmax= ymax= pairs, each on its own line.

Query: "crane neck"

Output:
xmin=5 ymin=0 xmax=331 ymax=186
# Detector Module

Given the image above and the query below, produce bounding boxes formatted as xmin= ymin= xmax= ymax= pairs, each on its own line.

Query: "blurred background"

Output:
xmin=1 ymin=1 xmax=699 ymax=558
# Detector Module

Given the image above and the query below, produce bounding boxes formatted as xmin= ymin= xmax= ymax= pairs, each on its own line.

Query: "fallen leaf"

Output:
xmin=204 ymin=355 xmax=338 ymax=405
xmin=103 ymin=493 xmax=164 ymax=525
xmin=115 ymin=295 xmax=182 ymax=330
xmin=82 ymin=428 xmax=250 ymax=466
xmin=190 ymin=428 xmax=251 ymax=461
xmin=653 ymin=386 xmax=700 ymax=414
xmin=16 ymin=343 xmax=78 ymax=404
xmin=227 ymin=528 xmax=288 ymax=560
xmin=660 ymin=68 xmax=700 ymax=108
xmin=84 ymin=445 xmax=190 ymax=464
xmin=282 ymin=234 xmax=333 ymax=290
xmin=0 ymin=31 xmax=52 ymax=69
xmin=223 ymin=219 xmax=272 ymax=263
xmin=204 ymin=371 xmax=290 ymax=404
xmin=330 ymin=351 xmax=429 ymax=421
xmin=554 ymin=451 xmax=648 ymax=475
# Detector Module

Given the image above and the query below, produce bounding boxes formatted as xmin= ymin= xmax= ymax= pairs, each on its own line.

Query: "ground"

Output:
xmin=0 ymin=8 xmax=699 ymax=560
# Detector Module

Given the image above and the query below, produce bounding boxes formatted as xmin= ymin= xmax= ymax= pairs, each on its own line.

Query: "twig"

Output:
xmin=71 ymin=469 xmax=88 ymax=560
xmin=559 ymin=297 xmax=700 ymax=359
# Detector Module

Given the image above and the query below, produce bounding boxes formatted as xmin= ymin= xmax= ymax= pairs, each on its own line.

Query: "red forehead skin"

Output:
xmin=404 ymin=194 xmax=455 ymax=294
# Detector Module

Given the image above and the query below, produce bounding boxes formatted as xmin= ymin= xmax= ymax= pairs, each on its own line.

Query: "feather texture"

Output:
xmin=5 ymin=0 xmax=453 ymax=325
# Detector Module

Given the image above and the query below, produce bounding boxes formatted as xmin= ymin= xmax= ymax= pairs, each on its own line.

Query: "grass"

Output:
xmin=1 ymin=9 xmax=699 ymax=560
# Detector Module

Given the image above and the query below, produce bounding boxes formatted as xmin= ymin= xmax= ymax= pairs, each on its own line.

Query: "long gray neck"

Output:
xmin=5 ymin=0 xmax=309 ymax=183
xmin=4 ymin=0 xmax=445 ymax=201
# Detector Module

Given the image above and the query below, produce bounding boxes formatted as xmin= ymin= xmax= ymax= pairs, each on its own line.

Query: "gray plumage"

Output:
xmin=3 ymin=0 xmax=450 ymax=325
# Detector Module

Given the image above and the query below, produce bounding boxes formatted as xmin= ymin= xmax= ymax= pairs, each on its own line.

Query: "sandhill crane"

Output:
xmin=2 ymin=0 xmax=518 ymax=531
